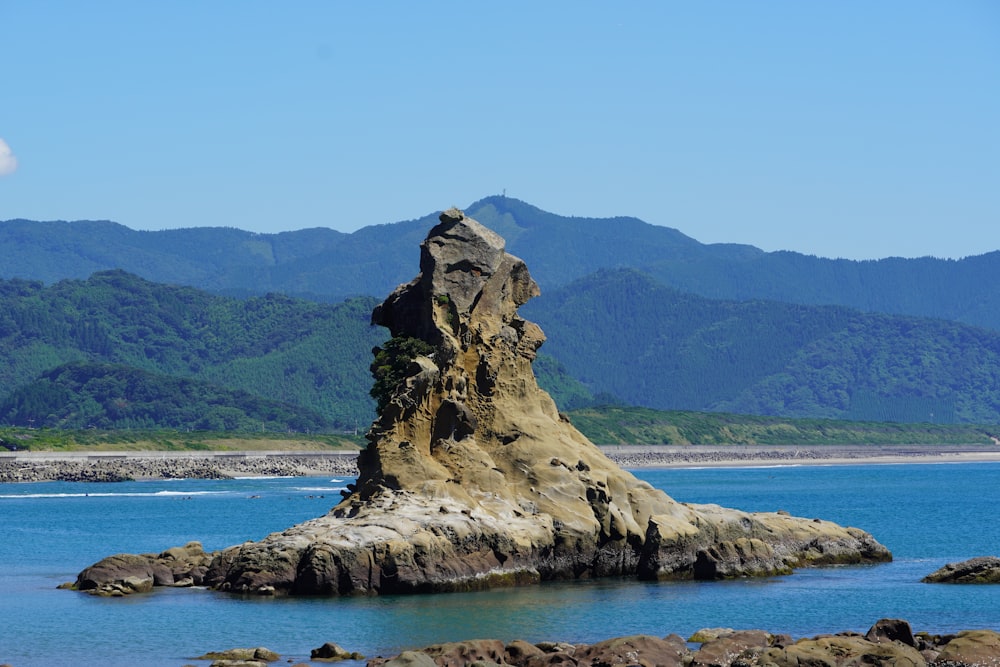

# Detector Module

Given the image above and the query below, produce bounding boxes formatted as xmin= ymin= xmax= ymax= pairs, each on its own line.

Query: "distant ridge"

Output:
xmin=3 ymin=196 xmax=1000 ymax=328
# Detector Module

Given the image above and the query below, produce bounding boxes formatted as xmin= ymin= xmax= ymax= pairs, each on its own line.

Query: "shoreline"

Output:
xmin=3 ymin=444 xmax=1000 ymax=483
xmin=602 ymin=444 xmax=1000 ymax=469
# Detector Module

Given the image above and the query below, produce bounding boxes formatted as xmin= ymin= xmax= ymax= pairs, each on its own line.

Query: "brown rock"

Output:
xmin=573 ymin=634 xmax=690 ymax=667
xmin=761 ymin=634 xmax=925 ymax=667
xmin=691 ymin=630 xmax=773 ymax=667
xmin=503 ymin=640 xmax=545 ymax=666
xmin=374 ymin=652 xmax=439 ymax=667
xmin=933 ymin=629 xmax=1000 ymax=666
xmin=75 ymin=553 xmax=157 ymax=595
xmin=74 ymin=541 xmax=213 ymax=596
xmin=418 ymin=639 xmax=507 ymax=667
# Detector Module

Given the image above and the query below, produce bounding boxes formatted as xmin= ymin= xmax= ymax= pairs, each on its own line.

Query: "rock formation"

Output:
xmin=367 ymin=620 xmax=1000 ymax=667
xmin=71 ymin=541 xmax=212 ymax=596
xmin=77 ymin=208 xmax=890 ymax=597
xmin=923 ymin=556 xmax=1000 ymax=583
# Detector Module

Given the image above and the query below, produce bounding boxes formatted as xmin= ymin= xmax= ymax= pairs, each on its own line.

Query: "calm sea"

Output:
xmin=3 ymin=462 xmax=1000 ymax=667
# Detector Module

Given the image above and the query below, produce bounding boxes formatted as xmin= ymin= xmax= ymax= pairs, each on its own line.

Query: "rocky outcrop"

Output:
xmin=71 ymin=541 xmax=212 ymax=596
xmin=923 ymin=556 xmax=1000 ymax=583
xmin=365 ymin=621 xmax=1000 ymax=667
xmin=79 ymin=208 xmax=890 ymax=597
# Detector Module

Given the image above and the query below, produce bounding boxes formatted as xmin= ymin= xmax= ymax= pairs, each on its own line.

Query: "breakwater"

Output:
xmin=0 ymin=450 xmax=360 ymax=483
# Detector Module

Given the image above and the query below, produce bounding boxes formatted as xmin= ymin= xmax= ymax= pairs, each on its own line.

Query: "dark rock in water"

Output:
xmin=73 ymin=541 xmax=212 ymax=596
xmin=922 ymin=556 xmax=1000 ymax=583
xmin=194 ymin=646 xmax=280 ymax=662
xmin=311 ymin=642 xmax=363 ymax=662
xmin=74 ymin=553 xmax=158 ymax=595
xmin=77 ymin=208 xmax=891 ymax=598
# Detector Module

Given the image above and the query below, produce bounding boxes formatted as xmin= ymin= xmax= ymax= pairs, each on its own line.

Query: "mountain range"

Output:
xmin=4 ymin=196 xmax=1000 ymax=328
xmin=2 ymin=196 xmax=998 ymax=428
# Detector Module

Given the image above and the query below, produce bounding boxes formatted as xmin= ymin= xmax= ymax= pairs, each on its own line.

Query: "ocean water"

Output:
xmin=2 ymin=463 xmax=1000 ymax=666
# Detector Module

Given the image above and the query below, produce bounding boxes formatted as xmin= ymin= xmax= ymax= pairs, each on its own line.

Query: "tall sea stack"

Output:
xmin=201 ymin=208 xmax=889 ymax=595
xmin=77 ymin=208 xmax=890 ymax=597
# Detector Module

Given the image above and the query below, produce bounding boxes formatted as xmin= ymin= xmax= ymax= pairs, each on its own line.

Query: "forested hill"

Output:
xmin=522 ymin=269 xmax=1000 ymax=424
xmin=2 ymin=362 xmax=335 ymax=431
xmin=0 ymin=271 xmax=387 ymax=430
xmin=4 ymin=196 xmax=1000 ymax=329
xmin=4 ymin=269 xmax=1000 ymax=428
xmin=0 ymin=271 xmax=590 ymax=431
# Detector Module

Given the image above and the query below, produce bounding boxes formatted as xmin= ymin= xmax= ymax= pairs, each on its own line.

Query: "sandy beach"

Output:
xmin=3 ymin=444 xmax=1000 ymax=483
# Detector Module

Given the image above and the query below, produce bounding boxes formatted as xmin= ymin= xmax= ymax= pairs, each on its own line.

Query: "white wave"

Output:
xmin=0 ymin=490 xmax=229 ymax=499
xmin=232 ymin=475 xmax=298 ymax=480
xmin=293 ymin=486 xmax=346 ymax=493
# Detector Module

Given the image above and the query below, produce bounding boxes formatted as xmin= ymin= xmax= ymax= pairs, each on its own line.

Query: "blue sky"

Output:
xmin=2 ymin=1 xmax=997 ymax=260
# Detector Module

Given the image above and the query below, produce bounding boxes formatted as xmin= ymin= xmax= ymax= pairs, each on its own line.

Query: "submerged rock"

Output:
xmin=79 ymin=208 xmax=890 ymax=597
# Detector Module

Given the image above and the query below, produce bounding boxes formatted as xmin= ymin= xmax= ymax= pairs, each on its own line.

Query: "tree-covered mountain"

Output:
xmin=0 ymin=270 xmax=592 ymax=431
xmin=0 ymin=271 xmax=386 ymax=430
xmin=1 ymin=362 xmax=334 ymax=431
xmin=4 ymin=196 xmax=1000 ymax=329
xmin=523 ymin=269 xmax=1000 ymax=424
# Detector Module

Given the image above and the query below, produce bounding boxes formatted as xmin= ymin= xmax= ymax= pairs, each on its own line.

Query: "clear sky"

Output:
xmin=2 ymin=2 xmax=998 ymax=260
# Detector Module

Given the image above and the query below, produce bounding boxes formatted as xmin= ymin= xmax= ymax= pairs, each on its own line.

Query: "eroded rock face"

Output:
xmin=81 ymin=208 xmax=891 ymax=597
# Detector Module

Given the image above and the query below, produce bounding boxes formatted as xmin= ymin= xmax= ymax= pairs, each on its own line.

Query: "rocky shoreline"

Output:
xmin=83 ymin=619 xmax=1000 ymax=667
xmin=359 ymin=619 xmax=1000 ymax=667
xmin=3 ymin=445 xmax=998 ymax=483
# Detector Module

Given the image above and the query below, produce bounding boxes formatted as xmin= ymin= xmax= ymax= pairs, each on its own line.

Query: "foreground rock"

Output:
xmin=77 ymin=208 xmax=890 ymax=597
xmin=367 ymin=620 xmax=1000 ymax=667
xmin=923 ymin=556 xmax=1000 ymax=583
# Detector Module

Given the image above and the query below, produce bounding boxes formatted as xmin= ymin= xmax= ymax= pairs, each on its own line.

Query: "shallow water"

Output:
xmin=2 ymin=463 xmax=999 ymax=666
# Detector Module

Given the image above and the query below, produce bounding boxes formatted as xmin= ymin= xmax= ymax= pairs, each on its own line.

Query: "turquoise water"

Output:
xmin=2 ymin=463 xmax=1000 ymax=666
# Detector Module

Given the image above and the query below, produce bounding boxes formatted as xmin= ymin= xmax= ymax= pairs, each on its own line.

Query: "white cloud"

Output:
xmin=0 ymin=138 xmax=18 ymax=176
